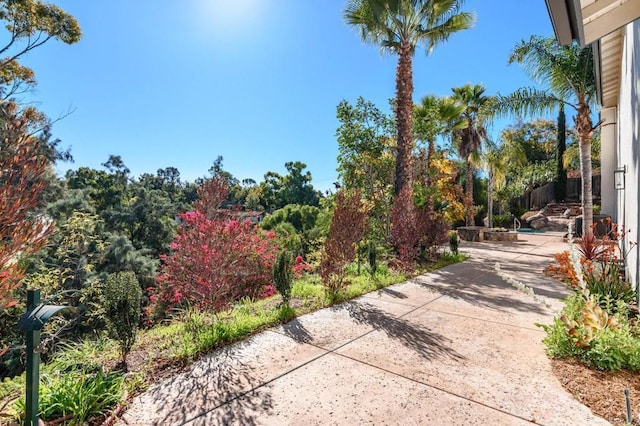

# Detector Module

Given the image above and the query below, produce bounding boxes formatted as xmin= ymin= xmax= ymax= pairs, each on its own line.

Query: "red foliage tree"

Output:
xmin=194 ymin=176 xmax=229 ymax=220
xmin=152 ymin=180 xmax=277 ymax=315
xmin=391 ymin=186 xmax=448 ymax=268
xmin=319 ymin=190 xmax=369 ymax=296
xmin=0 ymin=103 xmax=52 ymax=311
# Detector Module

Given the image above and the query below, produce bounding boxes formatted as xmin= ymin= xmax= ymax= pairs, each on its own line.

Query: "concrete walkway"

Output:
xmin=119 ymin=233 xmax=609 ymax=426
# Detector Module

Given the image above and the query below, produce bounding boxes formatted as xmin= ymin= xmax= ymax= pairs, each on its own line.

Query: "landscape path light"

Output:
xmin=16 ymin=289 xmax=70 ymax=426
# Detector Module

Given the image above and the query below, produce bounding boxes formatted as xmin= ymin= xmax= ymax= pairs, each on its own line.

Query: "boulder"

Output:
xmin=521 ymin=211 xmax=540 ymax=221
xmin=530 ymin=215 xmax=549 ymax=229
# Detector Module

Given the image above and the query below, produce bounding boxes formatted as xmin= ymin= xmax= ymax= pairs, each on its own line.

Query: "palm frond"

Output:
xmin=508 ymin=35 xmax=597 ymax=106
xmin=492 ymin=87 xmax=564 ymax=120
xmin=344 ymin=0 xmax=473 ymax=56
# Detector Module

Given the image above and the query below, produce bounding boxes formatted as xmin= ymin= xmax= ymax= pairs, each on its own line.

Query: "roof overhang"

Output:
xmin=546 ymin=0 xmax=640 ymax=47
xmin=545 ymin=0 xmax=640 ymax=108
xmin=593 ymin=29 xmax=623 ymax=108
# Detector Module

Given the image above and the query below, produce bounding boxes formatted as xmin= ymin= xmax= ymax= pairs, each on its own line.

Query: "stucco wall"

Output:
xmin=616 ymin=19 xmax=640 ymax=289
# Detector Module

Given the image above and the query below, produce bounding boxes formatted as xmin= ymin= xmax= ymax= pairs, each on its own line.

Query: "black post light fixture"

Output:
xmin=16 ymin=289 xmax=69 ymax=426
xmin=614 ymin=166 xmax=626 ymax=190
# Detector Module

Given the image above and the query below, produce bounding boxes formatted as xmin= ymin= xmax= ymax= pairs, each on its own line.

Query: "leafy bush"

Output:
xmin=539 ymin=294 xmax=640 ymax=371
xmin=492 ymin=215 xmax=513 ymax=228
xmin=391 ymin=187 xmax=449 ymax=267
xmin=103 ymin=271 xmax=142 ymax=362
xmin=448 ymin=231 xmax=459 ymax=256
xmin=273 ymin=251 xmax=293 ymax=306
xmin=319 ymin=190 xmax=369 ymax=300
xmin=154 ymin=211 xmax=278 ymax=315
xmin=291 ymin=255 xmax=313 ymax=277
xmin=7 ymin=340 xmax=124 ymax=425
xmin=549 ymin=222 xmax=637 ymax=313
xmin=260 ymin=204 xmax=320 ymax=233
xmin=367 ymin=241 xmax=377 ymax=277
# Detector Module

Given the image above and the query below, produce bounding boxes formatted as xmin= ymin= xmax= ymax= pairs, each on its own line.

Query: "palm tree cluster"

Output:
xmin=344 ymin=0 xmax=475 ymax=199
xmin=344 ymin=0 xmax=598 ymax=251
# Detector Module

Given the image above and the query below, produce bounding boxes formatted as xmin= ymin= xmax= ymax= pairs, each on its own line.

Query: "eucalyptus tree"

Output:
xmin=344 ymin=0 xmax=474 ymax=199
xmin=451 ymin=83 xmax=494 ymax=226
xmin=493 ymin=36 xmax=597 ymax=238
xmin=0 ymin=0 xmax=81 ymax=99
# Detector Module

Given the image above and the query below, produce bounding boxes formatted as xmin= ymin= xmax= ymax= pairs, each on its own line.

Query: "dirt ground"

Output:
xmin=552 ymin=358 xmax=640 ymax=425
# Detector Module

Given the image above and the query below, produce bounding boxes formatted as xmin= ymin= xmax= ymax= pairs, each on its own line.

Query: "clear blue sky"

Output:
xmin=21 ymin=0 xmax=553 ymax=192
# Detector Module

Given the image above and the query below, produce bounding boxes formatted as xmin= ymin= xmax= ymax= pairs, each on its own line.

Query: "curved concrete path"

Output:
xmin=119 ymin=233 xmax=609 ymax=425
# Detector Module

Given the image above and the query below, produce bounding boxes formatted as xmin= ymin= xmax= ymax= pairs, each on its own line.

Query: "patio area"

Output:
xmin=118 ymin=233 xmax=608 ymax=425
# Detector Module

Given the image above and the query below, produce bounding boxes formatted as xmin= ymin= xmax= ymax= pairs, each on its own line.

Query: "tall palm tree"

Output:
xmin=493 ymin=36 xmax=597 ymax=238
xmin=414 ymin=94 xmax=465 ymax=189
xmin=451 ymin=83 xmax=493 ymax=226
xmin=482 ymin=137 xmax=526 ymax=228
xmin=344 ymin=0 xmax=474 ymax=198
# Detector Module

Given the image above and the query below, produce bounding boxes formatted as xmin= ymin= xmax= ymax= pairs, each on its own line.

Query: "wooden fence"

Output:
xmin=522 ymin=176 xmax=601 ymax=210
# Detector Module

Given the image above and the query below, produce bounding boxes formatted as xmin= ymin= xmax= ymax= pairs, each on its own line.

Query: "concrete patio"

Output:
xmin=119 ymin=233 xmax=608 ymax=425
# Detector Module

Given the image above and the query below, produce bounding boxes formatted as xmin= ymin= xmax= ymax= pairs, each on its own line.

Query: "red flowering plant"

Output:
xmin=151 ymin=178 xmax=278 ymax=317
xmin=549 ymin=219 xmax=637 ymax=312
xmin=291 ymin=255 xmax=313 ymax=278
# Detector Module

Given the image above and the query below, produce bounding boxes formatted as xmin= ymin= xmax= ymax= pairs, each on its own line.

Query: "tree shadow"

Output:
xmin=279 ymin=318 xmax=313 ymax=343
xmin=345 ymin=301 xmax=464 ymax=362
xmin=376 ymin=287 xmax=408 ymax=299
xmin=412 ymin=263 xmax=552 ymax=315
xmin=125 ymin=340 xmax=274 ymax=425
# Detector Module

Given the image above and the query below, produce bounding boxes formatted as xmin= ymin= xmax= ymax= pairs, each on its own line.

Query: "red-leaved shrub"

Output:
xmin=152 ymin=179 xmax=278 ymax=316
xmin=391 ymin=186 xmax=449 ymax=268
xmin=319 ymin=190 xmax=369 ymax=297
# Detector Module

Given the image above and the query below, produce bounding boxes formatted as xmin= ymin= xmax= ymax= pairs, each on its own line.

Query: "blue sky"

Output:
xmin=21 ymin=0 xmax=553 ymax=192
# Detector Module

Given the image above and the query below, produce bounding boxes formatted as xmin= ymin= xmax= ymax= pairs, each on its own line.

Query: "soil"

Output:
xmin=552 ymin=358 xmax=640 ymax=425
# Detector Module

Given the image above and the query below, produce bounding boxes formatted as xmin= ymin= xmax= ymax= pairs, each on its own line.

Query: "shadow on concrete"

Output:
xmin=140 ymin=342 xmax=274 ymax=425
xmin=280 ymin=318 xmax=313 ymax=343
xmin=412 ymin=265 xmax=549 ymax=316
xmin=376 ymin=287 xmax=409 ymax=299
xmin=345 ymin=301 xmax=464 ymax=362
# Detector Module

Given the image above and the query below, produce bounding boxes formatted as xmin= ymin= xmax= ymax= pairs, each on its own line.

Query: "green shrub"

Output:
xmin=539 ymin=294 xmax=640 ymax=371
xmin=448 ymin=231 xmax=459 ymax=256
xmin=7 ymin=341 xmax=124 ymax=425
xmin=103 ymin=271 xmax=142 ymax=362
xmin=39 ymin=367 xmax=124 ymax=424
xmin=367 ymin=242 xmax=377 ymax=277
xmin=492 ymin=215 xmax=513 ymax=228
xmin=273 ymin=251 xmax=293 ymax=306
xmin=584 ymin=262 xmax=636 ymax=312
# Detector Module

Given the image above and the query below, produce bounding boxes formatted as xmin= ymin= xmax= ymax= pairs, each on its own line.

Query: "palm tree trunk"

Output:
xmin=555 ymin=104 xmax=567 ymax=201
xmin=465 ymin=157 xmax=474 ymax=226
xmin=487 ymin=167 xmax=494 ymax=228
xmin=576 ymin=102 xmax=594 ymax=239
xmin=394 ymin=42 xmax=414 ymax=198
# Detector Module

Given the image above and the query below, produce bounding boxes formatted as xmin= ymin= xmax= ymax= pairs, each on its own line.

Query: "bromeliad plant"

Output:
xmin=540 ymin=220 xmax=640 ymax=371
xmin=549 ymin=220 xmax=637 ymax=310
